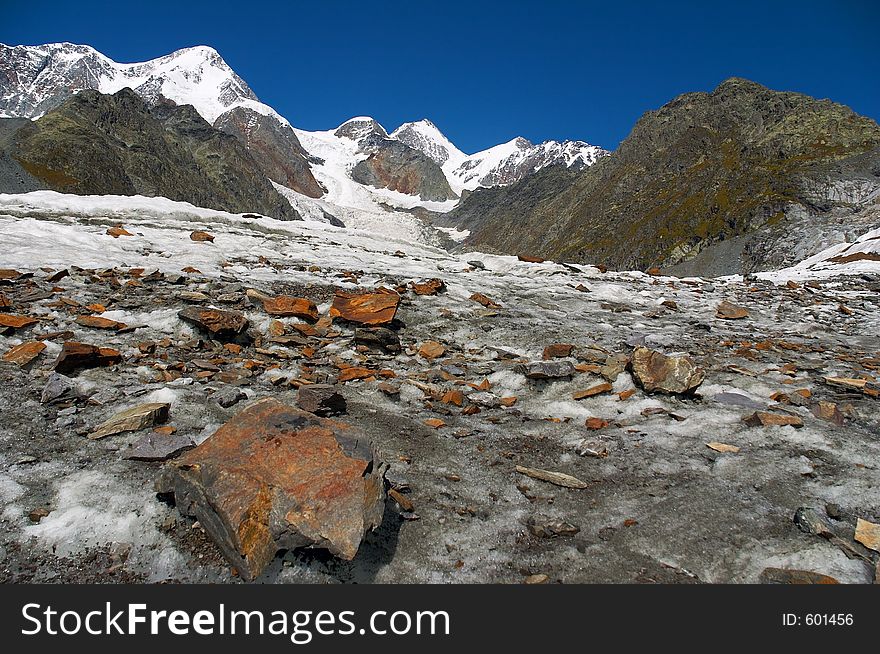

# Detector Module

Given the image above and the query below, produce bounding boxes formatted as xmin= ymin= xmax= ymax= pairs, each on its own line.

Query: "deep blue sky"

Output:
xmin=2 ymin=0 xmax=878 ymax=153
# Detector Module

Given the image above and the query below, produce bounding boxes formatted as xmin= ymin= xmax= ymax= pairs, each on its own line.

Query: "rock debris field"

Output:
xmin=0 ymin=192 xmax=878 ymax=584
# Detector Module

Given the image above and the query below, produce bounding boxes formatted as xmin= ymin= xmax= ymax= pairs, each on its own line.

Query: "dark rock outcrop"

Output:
xmin=352 ymin=138 xmax=457 ymax=202
xmin=2 ymin=89 xmax=300 ymax=220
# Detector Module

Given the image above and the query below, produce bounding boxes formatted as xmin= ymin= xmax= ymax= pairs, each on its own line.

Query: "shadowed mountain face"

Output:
xmin=351 ymin=138 xmax=458 ymax=202
xmin=444 ymin=78 xmax=880 ymax=273
xmin=0 ymin=89 xmax=300 ymax=220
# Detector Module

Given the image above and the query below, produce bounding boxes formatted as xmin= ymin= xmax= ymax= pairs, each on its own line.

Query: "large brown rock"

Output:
xmin=53 ymin=341 xmax=122 ymax=375
xmin=178 ymin=307 xmax=249 ymax=341
xmin=262 ymin=296 xmax=318 ymax=321
xmin=629 ymin=346 xmax=704 ymax=394
xmin=330 ymin=289 xmax=399 ymax=326
xmin=156 ymin=398 xmax=386 ymax=580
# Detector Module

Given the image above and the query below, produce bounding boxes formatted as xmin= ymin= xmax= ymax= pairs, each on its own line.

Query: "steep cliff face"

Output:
xmin=351 ymin=139 xmax=458 ymax=202
xmin=3 ymin=89 xmax=300 ymax=220
xmin=445 ymin=78 xmax=880 ymax=273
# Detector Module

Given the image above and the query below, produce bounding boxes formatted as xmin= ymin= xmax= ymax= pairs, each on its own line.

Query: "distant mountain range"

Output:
xmin=0 ymin=42 xmax=607 ymax=219
xmin=3 ymin=42 xmax=879 ymax=275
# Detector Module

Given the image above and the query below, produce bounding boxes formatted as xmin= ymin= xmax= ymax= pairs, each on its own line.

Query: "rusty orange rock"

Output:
xmin=469 ymin=292 xmax=501 ymax=309
xmin=53 ymin=341 xmax=122 ymax=375
xmin=742 ymin=411 xmax=804 ymax=428
xmin=573 ymin=382 xmax=613 ymax=400
xmin=190 ymin=230 xmax=215 ymax=242
xmin=517 ymin=254 xmax=545 ymax=264
xmin=3 ymin=341 xmax=46 ymax=367
xmin=106 ymin=226 xmax=133 ymax=238
xmin=0 ymin=313 xmax=38 ymax=331
xmin=75 ymin=315 xmax=127 ymax=330
xmin=338 ymin=367 xmax=383 ymax=383
xmin=262 ymin=296 xmax=319 ymax=321
xmin=441 ymin=390 xmax=465 ymax=407
xmin=424 ymin=418 xmax=446 ymax=429
xmin=585 ymin=417 xmax=610 ymax=430
xmin=330 ymin=289 xmax=400 ymax=326
xmin=716 ymin=300 xmax=749 ymax=320
xmin=543 ymin=343 xmax=574 ymax=359
xmin=410 ymin=278 xmax=447 ymax=296
xmin=418 ymin=341 xmax=446 ymax=360
xmin=156 ymin=398 xmax=386 ymax=581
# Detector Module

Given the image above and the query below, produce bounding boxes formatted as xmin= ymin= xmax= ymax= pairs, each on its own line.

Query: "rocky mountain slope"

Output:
xmin=0 ymin=43 xmax=607 ymax=222
xmin=0 ymin=42 xmax=322 ymax=197
xmin=391 ymin=119 xmax=607 ymax=194
xmin=0 ymin=191 xmax=878 ymax=583
xmin=0 ymin=88 xmax=299 ymax=220
xmin=444 ymin=78 xmax=880 ymax=274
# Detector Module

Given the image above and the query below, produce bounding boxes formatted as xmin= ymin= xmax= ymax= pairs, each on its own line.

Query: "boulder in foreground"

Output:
xmin=178 ymin=307 xmax=249 ymax=341
xmin=629 ymin=346 xmax=704 ymax=394
xmin=329 ymin=289 xmax=400 ymax=325
xmin=156 ymin=398 xmax=387 ymax=580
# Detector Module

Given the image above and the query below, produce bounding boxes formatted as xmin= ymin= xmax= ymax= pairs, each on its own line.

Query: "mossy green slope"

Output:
xmin=446 ymin=78 xmax=880 ymax=271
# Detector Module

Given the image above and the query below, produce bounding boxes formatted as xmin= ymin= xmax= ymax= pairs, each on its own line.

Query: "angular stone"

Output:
xmin=354 ymin=327 xmax=401 ymax=353
xmin=378 ymin=382 xmax=400 ymax=397
xmin=713 ymin=391 xmax=764 ymax=409
xmin=0 ymin=313 xmax=38 ymax=331
xmin=543 ymin=343 xmax=574 ymax=359
xmin=469 ymin=292 xmax=501 ymax=309
xmin=585 ymin=417 xmax=610 ymax=430
xmin=89 ymin=402 xmax=171 ymax=439
xmin=573 ymin=382 xmax=613 ymax=399
xmin=410 ymin=278 xmax=446 ymax=296
xmin=262 ymin=296 xmax=318 ymax=321
xmin=855 ymin=518 xmax=880 ymax=553
xmin=707 ymin=442 xmax=740 ymax=453
xmin=3 ymin=341 xmax=45 ymax=367
xmin=424 ymin=418 xmax=446 ymax=429
xmin=330 ymin=289 xmax=399 ymax=326
xmin=517 ymin=254 xmax=545 ymax=263
xmin=124 ymin=431 xmax=194 ymax=462
xmin=515 ymin=465 xmax=588 ymax=489
xmin=759 ymin=568 xmax=839 ymax=584
xmin=742 ymin=411 xmax=804 ymax=428
xmin=338 ymin=367 xmax=386 ymax=383
xmin=823 ymin=376 xmax=867 ymax=391
xmin=418 ymin=341 xmax=446 ymax=360
xmin=106 ymin=226 xmax=132 ymax=238
xmin=156 ymin=398 xmax=386 ymax=580
xmin=75 ymin=315 xmax=127 ymax=330
xmin=629 ymin=346 xmax=704 ymax=394
xmin=214 ymin=386 xmax=248 ymax=409
xmin=53 ymin=342 xmax=122 ymax=375
xmin=716 ymin=300 xmax=749 ymax=320
xmin=516 ymin=360 xmax=575 ymax=380
xmin=190 ymin=230 xmax=215 ymax=242
xmin=811 ymin=401 xmax=845 ymax=426
xmin=441 ymin=389 xmax=465 ymax=407
xmin=178 ymin=307 xmax=249 ymax=341
xmin=600 ymin=353 xmax=631 ymax=382
xmin=40 ymin=372 xmax=77 ymax=404
xmin=298 ymin=384 xmax=347 ymax=416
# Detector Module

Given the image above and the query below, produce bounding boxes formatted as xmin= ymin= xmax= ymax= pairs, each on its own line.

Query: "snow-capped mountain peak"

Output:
xmin=333 ymin=116 xmax=389 ymax=143
xmin=0 ymin=41 xmax=278 ymax=126
xmin=391 ymin=119 xmax=467 ymax=167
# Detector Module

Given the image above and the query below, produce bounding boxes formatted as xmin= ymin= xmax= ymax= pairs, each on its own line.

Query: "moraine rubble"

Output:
xmin=0 ymin=191 xmax=878 ymax=584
